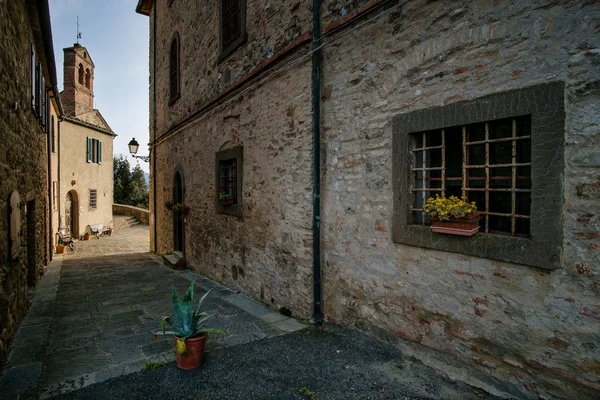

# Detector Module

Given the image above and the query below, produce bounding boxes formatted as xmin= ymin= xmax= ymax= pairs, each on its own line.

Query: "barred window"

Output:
xmin=411 ymin=116 xmax=532 ymax=236
xmin=219 ymin=0 xmax=246 ymax=61
xmin=216 ymin=147 xmax=243 ymax=216
xmin=89 ymin=189 xmax=97 ymax=209
xmin=169 ymin=32 xmax=180 ymax=104
xmin=392 ymin=83 xmax=565 ymax=269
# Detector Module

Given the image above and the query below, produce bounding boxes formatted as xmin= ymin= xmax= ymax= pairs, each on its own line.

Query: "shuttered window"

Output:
xmin=86 ymin=137 xmax=103 ymax=164
xmin=169 ymin=32 xmax=180 ymax=104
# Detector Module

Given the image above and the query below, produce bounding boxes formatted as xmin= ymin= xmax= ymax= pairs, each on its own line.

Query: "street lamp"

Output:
xmin=128 ymin=138 xmax=150 ymax=162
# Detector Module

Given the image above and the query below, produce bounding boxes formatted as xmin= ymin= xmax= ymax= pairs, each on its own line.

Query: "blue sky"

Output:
xmin=49 ymin=0 xmax=150 ymax=172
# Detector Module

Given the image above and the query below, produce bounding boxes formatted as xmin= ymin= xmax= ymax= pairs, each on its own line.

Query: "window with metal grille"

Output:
xmin=216 ymin=147 xmax=243 ymax=216
xmin=219 ymin=0 xmax=246 ymax=61
xmin=89 ymin=189 xmax=97 ymax=209
xmin=392 ymin=82 xmax=565 ymax=269
xmin=169 ymin=32 xmax=180 ymax=104
xmin=219 ymin=159 xmax=237 ymax=204
xmin=411 ymin=116 xmax=531 ymax=236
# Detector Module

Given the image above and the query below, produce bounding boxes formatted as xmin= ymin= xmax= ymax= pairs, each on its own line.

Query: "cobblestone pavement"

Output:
xmin=0 ymin=224 xmax=306 ymax=399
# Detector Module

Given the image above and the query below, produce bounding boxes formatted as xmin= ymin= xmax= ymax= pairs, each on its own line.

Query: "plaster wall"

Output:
xmin=59 ymin=121 xmax=113 ymax=237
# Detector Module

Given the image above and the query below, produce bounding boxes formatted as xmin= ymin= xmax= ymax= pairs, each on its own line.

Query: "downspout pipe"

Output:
xmin=152 ymin=5 xmax=158 ymax=253
xmin=312 ymin=0 xmax=323 ymax=325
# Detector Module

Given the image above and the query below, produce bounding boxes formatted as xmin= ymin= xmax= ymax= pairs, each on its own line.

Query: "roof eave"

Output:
xmin=135 ymin=0 xmax=153 ymax=16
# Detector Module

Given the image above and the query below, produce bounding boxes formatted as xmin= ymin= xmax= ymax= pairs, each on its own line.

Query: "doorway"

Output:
xmin=65 ymin=190 xmax=79 ymax=237
xmin=173 ymin=170 xmax=184 ymax=253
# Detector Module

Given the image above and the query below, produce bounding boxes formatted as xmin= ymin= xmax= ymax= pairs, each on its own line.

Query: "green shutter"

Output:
xmin=87 ymin=137 xmax=92 ymax=162
xmin=98 ymin=140 xmax=103 ymax=164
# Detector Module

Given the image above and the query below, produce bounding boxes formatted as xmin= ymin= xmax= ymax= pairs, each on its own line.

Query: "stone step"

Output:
xmin=163 ymin=254 xmax=186 ymax=270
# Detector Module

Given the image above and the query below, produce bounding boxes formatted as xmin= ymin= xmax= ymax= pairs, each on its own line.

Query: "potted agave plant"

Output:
xmin=154 ymin=282 xmax=226 ymax=369
xmin=425 ymin=194 xmax=481 ymax=237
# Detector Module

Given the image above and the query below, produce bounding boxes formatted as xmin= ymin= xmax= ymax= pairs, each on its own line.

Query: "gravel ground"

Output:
xmin=53 ymin=324 xmax=499 ymax=400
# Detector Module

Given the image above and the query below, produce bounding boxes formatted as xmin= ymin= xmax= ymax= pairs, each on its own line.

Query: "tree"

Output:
xmin=113 ymin=155 xmax=148 ymax=209
xmin=130 ymin=164 xmax=149 ymax=209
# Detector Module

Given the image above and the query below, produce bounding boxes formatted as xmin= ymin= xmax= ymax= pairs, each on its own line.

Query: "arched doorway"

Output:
xmin=65 ymin=190 xmax=79 ymax=237
xmin=173 ymin=169 xmax=184 ymax=253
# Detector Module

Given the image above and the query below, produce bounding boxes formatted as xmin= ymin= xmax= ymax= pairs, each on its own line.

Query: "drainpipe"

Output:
xmin=47 ymin=106 xmax=53 ymax=262
xmin=312 ymin=0 xmax=323 ymax=325
xmin=152 ymin=5 xmax=157 ymax=253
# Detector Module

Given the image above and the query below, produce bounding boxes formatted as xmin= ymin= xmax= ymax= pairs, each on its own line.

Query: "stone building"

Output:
xmin=0 ymin=0 xmax=60 ymax=368
xmin=136 ymin=0 xmax=600 ymax=398
xmin=58 ymin=44 xmax=115 ymax=238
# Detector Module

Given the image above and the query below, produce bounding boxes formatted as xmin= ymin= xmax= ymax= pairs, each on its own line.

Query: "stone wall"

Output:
xmin=0 ymin=0 xmax=51 ymax=369
xmin=113 ymin=204 xmax=150 ymax=225
xmin=321 ymin=1 xmax=600 ymax=399
xmin=146 ymin=0 xmax=600 ymax=398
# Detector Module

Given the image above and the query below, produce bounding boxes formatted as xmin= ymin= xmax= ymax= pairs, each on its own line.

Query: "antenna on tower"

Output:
xmin=76 ymin=16 xmax=82 ymax=44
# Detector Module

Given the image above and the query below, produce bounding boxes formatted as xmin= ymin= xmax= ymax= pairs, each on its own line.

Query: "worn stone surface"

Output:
xmin=321 ymin=1 xmax=600 ymax=399
xmin=0 ymin=225 xmax=305 ymax=399
xmin=0 ymin=0 xmax=53 ymax=370
xmin=144 ymin=1 xmax=600 ymax=399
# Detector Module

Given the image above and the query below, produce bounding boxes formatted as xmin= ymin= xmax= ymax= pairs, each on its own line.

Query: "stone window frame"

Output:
xmin=218 ymin=0 xmax=247 ymax=63
xmin=169 ymin=32 xmax=181 ymax=105
xmin=215 ymin=146 xmax=243 ymax=217
xmin=392 ymin=82 xmax=565 ymax=270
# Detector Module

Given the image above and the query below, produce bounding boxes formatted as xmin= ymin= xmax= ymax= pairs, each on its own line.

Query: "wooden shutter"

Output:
xmin=87 ymin=137 xmax=92 ymax=162
xmin=31 ymin=45 xmax=36 ymax=108
xmin=98 ymin=140 xmax=103 ymax=164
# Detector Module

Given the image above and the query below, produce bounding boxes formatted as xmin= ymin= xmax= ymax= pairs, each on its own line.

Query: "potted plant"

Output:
xmin=154 ymin=282 xmax=226 ymax=369
xmin=165 ymin=201 xmax=190 ymax=215
xmin=218 ymin=192 xmax=234 ymax=205
xmin=83 ymin=232 xmax=91 ymax=240
xmin=425 ymin=195 xmax=481 ymax=237
xmin=55 ymin=242 xmax=66 ymax=254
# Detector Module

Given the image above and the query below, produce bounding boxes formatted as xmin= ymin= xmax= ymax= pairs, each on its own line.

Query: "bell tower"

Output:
xmin=61 ymin=43 xmax=95 ymax=116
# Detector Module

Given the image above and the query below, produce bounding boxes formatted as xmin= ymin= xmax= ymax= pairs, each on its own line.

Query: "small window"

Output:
xmin=89 ymin=189 xmax=97 ymax=209
xmin=85 ymin=68 xmax=91 ymax=89
xmin=219 ymin=0 xmax=246 ymax=61
xmin=216 ymin=147 xmax=243 ymax=216
xmin=78 ymin=63 xmax=84 ymax=85
xmin=169 ymin=32 xmax=180 ymax=104
xmin=411 ymin=116 xmax=532 ymax=237
xmin=86 ymin=137 xmax=103 ymax=164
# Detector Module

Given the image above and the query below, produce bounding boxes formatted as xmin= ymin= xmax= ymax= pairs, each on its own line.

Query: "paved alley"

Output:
xmin=0 ymin=224 xmax=306 ymax=399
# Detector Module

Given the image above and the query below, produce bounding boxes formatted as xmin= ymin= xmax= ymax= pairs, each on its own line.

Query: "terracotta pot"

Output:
xmin=83 ymin=234 xmax=90 ymax=240
xmin=430 ymin=212 xmax=481 ymax=237
xmin=56 ymin=245 xmax=65 ymax=254
xmin=174 ymin=334 xmax=207 ymax=369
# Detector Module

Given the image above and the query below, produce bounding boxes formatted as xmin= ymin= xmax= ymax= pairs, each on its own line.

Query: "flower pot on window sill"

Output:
xmin=430 ymin=212 xmax=481 ymax=237
xmin=219 ymin=197 xmax=235 ymax=206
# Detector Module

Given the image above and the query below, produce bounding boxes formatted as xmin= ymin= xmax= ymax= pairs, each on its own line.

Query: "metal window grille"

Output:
xmin=90 ymin=189 xmax=97 ymax=209
xmin=219 ymin=159 xmax=237 ymax=204
xmin=169 ymin=34 xmax=179 ymax=101
xmin=411 ymin=116 xmax=532 ymax=236
xmin=222 ymin=0 xmax=242 ymax=49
